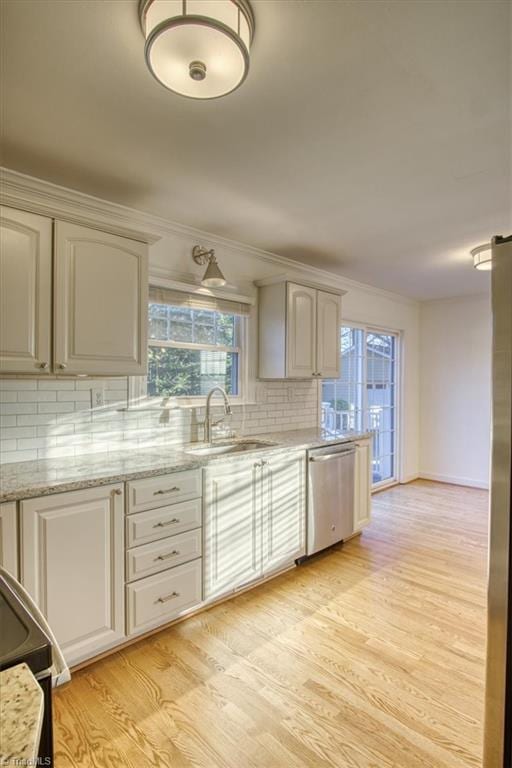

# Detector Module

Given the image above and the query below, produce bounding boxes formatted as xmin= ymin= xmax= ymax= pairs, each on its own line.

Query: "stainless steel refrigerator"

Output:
xmin=484 ymin=234 xmax=512 ymax=768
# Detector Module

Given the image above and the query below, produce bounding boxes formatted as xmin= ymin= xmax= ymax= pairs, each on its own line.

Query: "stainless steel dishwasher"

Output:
xmin=306 ymin=441 xmax=356 ymax=556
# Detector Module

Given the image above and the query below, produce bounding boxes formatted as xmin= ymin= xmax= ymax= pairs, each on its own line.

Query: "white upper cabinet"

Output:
xmin=0 ymin=207 xmax=52 ymax=374
xmin=316 ymin=290 xmax=341 ymax=378
xmin=258 ymin=278 xmax=343 ymax=379
xmin=54 ymin=222 xmax=148 ymax=376
xmin=286 ymin=283 xmax=317 ymax=378
xmin=0 ymin=208 xmax=148 ymax=376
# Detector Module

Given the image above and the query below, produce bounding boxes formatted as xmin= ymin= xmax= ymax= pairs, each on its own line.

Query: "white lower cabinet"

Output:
xmin=126 ymin=528 xmax=202 ymax=582
xmin=204 ymin=451 xmax=306 ymax=601
xmin=0 ymin=502 xmax=18 ymax=578
xmin=126 ymin=558 xmax=202 ymax=636
xmin=124 ymin=471 xmax=203 ymax=637
xmin=262 ymin=452 xmax=306 ymax=575
xmin=20 ymin=484 xmax=125 ymax=667
xmin=203 ymin=459 xmax=261 ymax=600
xmin=354 ymin=438 xmax=372 ymax=532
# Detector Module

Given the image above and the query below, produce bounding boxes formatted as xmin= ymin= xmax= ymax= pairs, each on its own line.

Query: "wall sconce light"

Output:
xmin=192 ymin=245 xmax=227 ymax=287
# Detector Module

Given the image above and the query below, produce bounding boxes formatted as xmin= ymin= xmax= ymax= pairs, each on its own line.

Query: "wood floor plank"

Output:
xmin=54 ymin=480 xmax=487 ymax=768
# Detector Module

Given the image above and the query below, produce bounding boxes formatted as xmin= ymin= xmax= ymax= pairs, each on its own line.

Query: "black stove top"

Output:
xmin=0 ymin=574 xmax=52 ymax=675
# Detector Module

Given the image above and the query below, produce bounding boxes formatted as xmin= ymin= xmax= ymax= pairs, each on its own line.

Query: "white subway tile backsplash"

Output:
xmin=36 ymin=424 xmax=75 ymax=437
xmin=37 ymin=379 xmax=75 ymax=390
xmin=57 ymin=390 xmax=91 ymax=401
xmin=37 ymin=402 xmax=76 ymax=413
xmin=0 ymin=379 xmax=37 ymax=390
xmin=1 ymin=427 xmax=37 ymax=439
xmin=1 ymin=449 xmax=38 ymax=462
xmin=1 ymin=403 xmax=38 ymax=415
xmin=17 ymin=414 xmax=57 ymax=426
xmin=18 ymin=390 xmax=57 ymax=402
xmin=0 ymin=392 xmax=17 ymax=403
xmin=0 ymin=377 xmax=318 ymax=463
xmin=17 ymin=437 xmax=55 ymax=450
xmin=37 ymin=446 xmax=75 ymax=459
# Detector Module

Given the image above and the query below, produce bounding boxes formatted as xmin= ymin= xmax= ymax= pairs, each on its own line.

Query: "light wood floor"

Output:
xmin=54 ymin=480 xmax=488 ymax=768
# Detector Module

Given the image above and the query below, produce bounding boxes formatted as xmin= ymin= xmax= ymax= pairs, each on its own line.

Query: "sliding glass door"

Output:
xmin=321 ymin=325 xmax=399 ymax=487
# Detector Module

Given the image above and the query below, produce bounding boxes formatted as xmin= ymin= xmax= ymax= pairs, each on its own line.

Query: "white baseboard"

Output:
xmin=400 ymin=474 xmax=420 ymax=484
xmin=419 ymin=472 xmax=489 ymax=490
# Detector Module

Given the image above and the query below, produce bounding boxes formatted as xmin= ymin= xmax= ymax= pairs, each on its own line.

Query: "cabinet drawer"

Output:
xmin=126 ymin=528 xmax=202 ymax=582
xmin=127 ymin=470 xmax=201 ymax=513
xmin=126 ymin=499 xmax=202 ymax=547
xmin=126 ymin=559 xmax=202 ymax=635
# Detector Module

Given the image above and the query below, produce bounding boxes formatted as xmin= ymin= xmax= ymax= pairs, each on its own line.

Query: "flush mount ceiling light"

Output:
xmin=139 ymin=0 xmax=255 ymax=99
xmin=471 ymin=243 xmax=492 ymax=271
xmin=192 ymin=245 xmax=227 ymax=287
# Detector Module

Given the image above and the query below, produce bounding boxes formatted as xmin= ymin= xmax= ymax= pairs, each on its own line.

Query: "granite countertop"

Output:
xmin=0 ymin=663 xmax=44 ymax=764
xmin=0 ymin=428 xmax=371 ymax=503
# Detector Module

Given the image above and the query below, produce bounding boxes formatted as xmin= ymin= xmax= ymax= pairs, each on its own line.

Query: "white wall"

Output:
xmin=150 ymin=229 xmax=421 ymax=483
xmin=419 ymin=293 xmax=492 ymax=488
xmin=0 ymin=171 xmax=421 ymax=477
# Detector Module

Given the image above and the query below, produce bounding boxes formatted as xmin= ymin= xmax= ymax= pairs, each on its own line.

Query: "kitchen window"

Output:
xmin=145 ymin=286 xmax=249 ymax=401
xmin=321 ymin=325 xmax=400 ymax=488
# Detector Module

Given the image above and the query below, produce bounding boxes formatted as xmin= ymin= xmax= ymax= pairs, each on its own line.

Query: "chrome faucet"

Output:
xmin=204 ymin=387 xmax=232 ymax=443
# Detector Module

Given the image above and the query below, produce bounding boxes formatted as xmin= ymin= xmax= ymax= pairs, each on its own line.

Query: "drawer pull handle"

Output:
xmin=155 ymin=550 xmax=179 ymax=561
xmin=156 ymin=591 xmax=180 ymax=603
xmin=153 ymin=487 xmax=180 ymax=495
xmin=153 ymin=518 xmax=179 ymax=528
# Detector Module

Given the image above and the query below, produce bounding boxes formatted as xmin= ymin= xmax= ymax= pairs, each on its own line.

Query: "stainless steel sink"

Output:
xmin=185 ymin=440 xmax=276 ymax=457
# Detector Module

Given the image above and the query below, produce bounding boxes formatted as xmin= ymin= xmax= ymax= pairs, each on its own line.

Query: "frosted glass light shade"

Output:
xmin=140 ymin=0 xmax=254 ymax=99
xmin=471 ymin=243 xmax=492 ymax=271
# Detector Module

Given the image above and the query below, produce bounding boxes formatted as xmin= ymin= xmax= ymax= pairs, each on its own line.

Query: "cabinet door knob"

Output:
xmin=57 ymin=363 xmax=67 ymax=370
xmin=113 ymin=488 xmax=123 ymax=496
xmin=38 ymin=362 xmax=49 ymax=369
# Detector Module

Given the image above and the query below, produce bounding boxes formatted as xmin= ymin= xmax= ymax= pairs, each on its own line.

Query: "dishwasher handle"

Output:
xmin=309 ymin=448 xmax=355 ymax=462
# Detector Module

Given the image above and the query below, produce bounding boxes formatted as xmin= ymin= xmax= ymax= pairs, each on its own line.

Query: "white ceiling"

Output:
xmin=1 ymin=0 xmax=510 ymax=299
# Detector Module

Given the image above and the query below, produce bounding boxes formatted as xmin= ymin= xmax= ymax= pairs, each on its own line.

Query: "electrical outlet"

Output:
xmin=91 ymin=387 xmax=105 ymax=409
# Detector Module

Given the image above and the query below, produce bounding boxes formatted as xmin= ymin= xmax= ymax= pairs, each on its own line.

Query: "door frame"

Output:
xmin=318 ymin=320 xmax=403 ymax=489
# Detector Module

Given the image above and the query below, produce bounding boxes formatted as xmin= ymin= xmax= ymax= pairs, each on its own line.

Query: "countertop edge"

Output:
xmin=0 ymin=431 xmax=372 ymax=503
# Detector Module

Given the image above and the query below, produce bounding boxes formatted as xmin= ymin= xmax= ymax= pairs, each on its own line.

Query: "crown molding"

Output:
xmin=0 ymin=167 xmax=418 ymax=306
xmin=419 ymin=291 xmax=490 ymax=306
xmin=0 ymin=167 xmax=161 ymax=244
